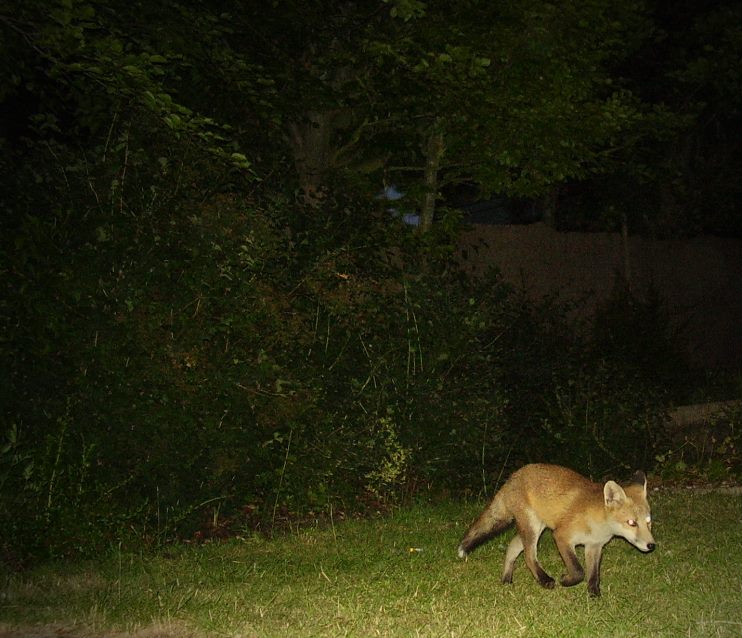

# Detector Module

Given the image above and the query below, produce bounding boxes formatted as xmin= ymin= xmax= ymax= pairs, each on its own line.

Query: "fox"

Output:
xmin=457 ymin=463 xmax=655 ymax=596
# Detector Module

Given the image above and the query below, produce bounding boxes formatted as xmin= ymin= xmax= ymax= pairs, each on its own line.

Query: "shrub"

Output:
xmin=0 ymin=130 xmax=515 ymax=558
xmin=492 ymin=287 xmax=672 ymax=480
xmin=1 ymin=127 xmax=682 ymax=562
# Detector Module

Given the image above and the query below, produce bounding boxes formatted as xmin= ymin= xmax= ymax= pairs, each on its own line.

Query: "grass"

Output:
xmin=1 ymin=489 xmax=741 ymax=637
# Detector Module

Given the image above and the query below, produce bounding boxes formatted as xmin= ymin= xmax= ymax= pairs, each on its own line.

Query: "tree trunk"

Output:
xmin=288 ymin=110 xmax=336 ymax=208
xmin=621 ymin=210 xmax=631 ymax=291
xmin=541 ymin=187 xmax=558 ymax=228
xmin=419 ymin=128 xmax=444 ymax=233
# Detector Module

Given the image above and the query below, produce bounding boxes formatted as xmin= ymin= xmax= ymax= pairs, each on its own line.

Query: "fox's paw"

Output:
xmin=560 ymin=573 xmax=584 ymax=587
xmin=538 ymin=575 xmax=556 ymax=589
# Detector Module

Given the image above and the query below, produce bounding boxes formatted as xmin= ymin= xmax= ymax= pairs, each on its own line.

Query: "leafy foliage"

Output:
xmin=656 ymin=403 xmax=741 ymax=483
xmin=557 ymin=0 xmax=742 ymax=237
xmin=0 ymin=134 xmax=676 ymax=560
xmin=0 ymin=0 xmax=706 ymax=564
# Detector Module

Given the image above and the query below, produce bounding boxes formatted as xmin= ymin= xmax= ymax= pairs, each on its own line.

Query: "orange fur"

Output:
xmin=457 ymin=463 xmax=655 ymax=596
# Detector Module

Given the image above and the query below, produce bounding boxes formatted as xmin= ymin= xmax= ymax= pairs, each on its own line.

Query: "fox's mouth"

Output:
xmin=629 ymin=539 xmax=656 ymax=552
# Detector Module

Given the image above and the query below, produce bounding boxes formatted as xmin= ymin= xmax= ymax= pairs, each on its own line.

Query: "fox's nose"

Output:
xmin=646 ymin=543 xmax=656 ymax=552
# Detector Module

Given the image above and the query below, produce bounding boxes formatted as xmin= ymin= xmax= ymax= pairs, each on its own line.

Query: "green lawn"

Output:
xmin=1 ymin=489 xmax=740 ymax=637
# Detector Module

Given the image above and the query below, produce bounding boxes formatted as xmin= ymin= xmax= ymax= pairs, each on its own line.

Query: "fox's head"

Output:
xmin=603 ymin=471 xmax=656 ymax=553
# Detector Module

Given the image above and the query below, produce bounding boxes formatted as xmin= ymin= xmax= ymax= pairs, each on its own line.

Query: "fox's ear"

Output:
xmin=631 ymin=470 xmax=648 ymax=497
xmin=604 ymin=480 xmax=627 ymax=507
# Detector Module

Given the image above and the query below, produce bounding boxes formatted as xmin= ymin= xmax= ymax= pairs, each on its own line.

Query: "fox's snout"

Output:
xmin=633 ymin=537 xmax=655 ymax=552
xmin=626 ymin=529 xmax=655 ymax=553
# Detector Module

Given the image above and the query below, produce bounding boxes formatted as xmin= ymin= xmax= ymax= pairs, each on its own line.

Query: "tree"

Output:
xmin=0 ymin=1 xmax=253 ymax=184
xmin=554 ymin=0 xmax=741 ymax=237
xmin=652 ymin=0 xmax=741 ymax=236
xmin=2 ymin=0 xmax=662 ymax=228
xmin=216 ymin=0 xmax=654 ymax=226
xmin=382 ymin=0 xmax=655 ymax=230
xmin=0 ymin=0 xmax=693 ymax=560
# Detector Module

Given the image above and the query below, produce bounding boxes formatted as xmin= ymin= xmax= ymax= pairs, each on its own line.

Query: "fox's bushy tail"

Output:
xmin=457 ymin=493 xmax=513 ymax=558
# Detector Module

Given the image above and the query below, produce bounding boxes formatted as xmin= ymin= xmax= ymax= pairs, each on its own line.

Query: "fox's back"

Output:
xmin=501 ymin=463 xmax=604 ymax=528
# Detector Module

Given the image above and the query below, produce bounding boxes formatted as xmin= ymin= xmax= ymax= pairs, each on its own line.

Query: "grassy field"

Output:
xmin=1 ymin=489 xmax=740 ymax=637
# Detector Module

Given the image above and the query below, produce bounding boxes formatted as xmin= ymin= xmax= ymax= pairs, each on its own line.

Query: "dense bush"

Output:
xmin=1 ymin=132 xmax=679 ymax=564
xmin=485 ymin=288 xmax=673 ymax=481
xmin=4 ymin=0 xmax=736 ymax=569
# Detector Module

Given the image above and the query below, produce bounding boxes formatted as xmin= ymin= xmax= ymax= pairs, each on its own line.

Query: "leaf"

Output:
xmin=143 ymin=90 xmax=158 ymax=110
xmin=164 ymin=113 xmax=182 ymax=129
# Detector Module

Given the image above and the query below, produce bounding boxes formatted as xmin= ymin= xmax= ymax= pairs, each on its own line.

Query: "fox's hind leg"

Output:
xmin=501 ymin=534 xmax=523 ymax=584
xmin=517 ymin=520 xmax=555 ymax=589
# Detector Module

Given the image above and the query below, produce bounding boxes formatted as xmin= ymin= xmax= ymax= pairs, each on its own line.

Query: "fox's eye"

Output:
xmin=627 ymin=519 xmax=637 ymax=527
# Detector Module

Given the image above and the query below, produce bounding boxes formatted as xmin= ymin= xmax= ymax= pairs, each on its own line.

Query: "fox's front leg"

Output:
xmin=584 ymin=543 xmax=604 ymax=596
xmin=553 ymin=532 xmax=585 ymax=587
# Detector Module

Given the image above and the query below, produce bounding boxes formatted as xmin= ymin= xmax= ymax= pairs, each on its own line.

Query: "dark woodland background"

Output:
xmin=1 ymin=0 xmax=740 ymax=564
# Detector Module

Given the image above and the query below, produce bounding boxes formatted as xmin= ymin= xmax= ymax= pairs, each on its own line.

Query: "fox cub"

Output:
xmin=457 ymin=463 xmax=655 ymax=596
